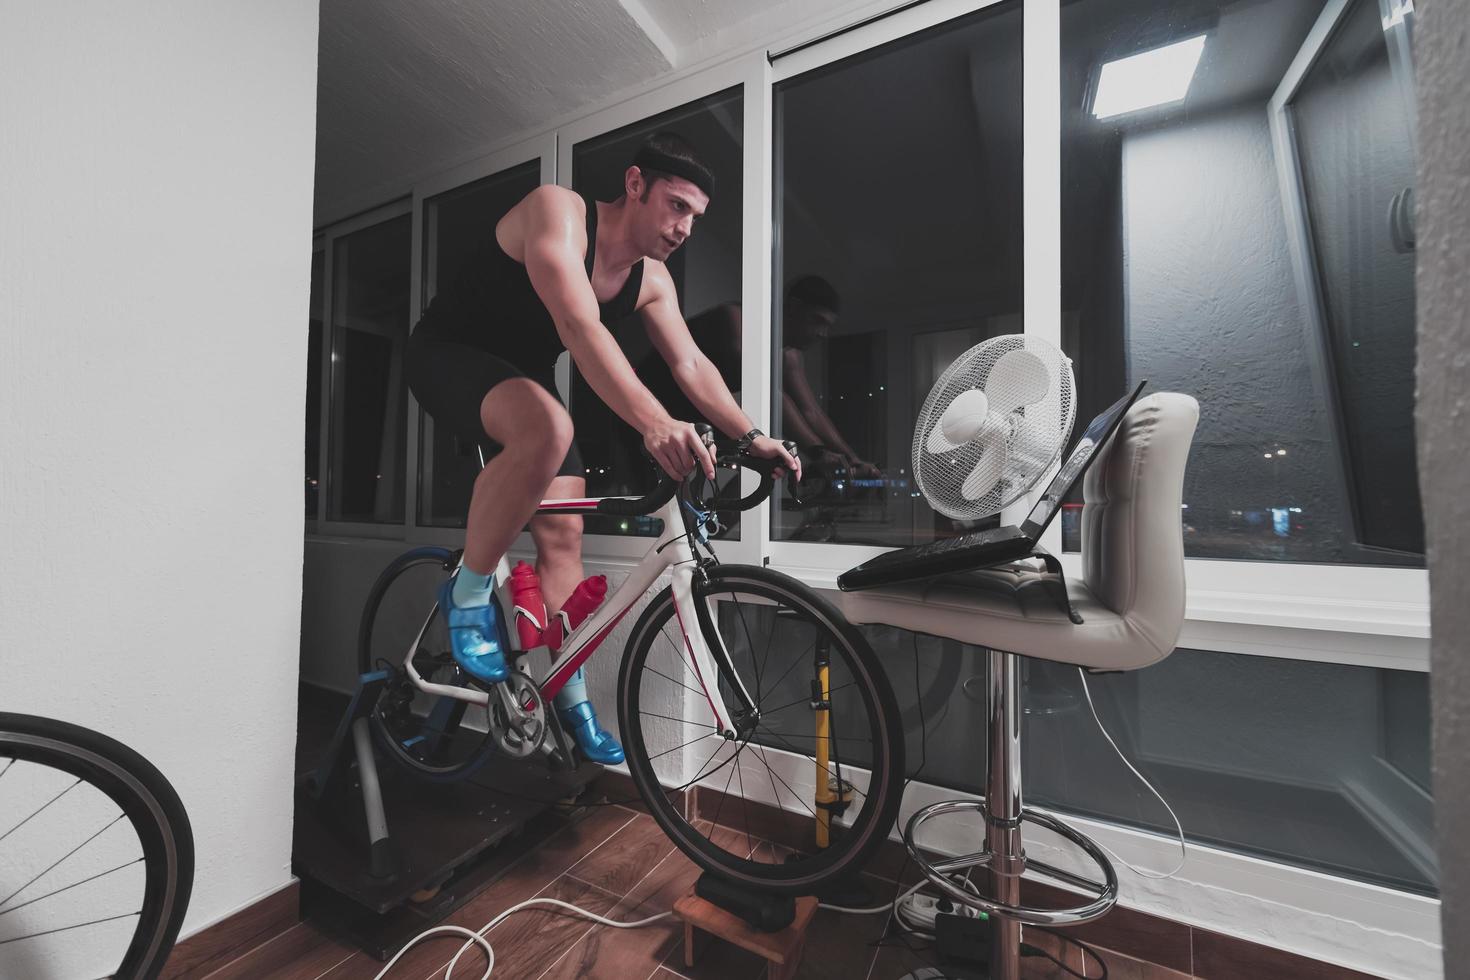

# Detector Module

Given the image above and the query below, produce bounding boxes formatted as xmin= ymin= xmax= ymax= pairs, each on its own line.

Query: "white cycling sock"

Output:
xmin=555 ymin=668 xmax=588 ymax=710
xmin=451 ymin=566 xmax=494 ymax=609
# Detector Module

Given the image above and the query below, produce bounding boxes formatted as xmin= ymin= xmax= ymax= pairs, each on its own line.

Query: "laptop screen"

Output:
xmin=1020 ymin=381 xmax=1147 ymax=538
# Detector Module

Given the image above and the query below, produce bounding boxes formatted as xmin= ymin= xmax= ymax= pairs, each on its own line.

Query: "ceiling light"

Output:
xmin=1092 ymin=35 xmax=1207 ymax=120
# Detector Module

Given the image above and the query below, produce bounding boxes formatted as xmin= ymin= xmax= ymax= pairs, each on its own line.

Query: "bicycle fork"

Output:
xmin=671 ymin=562 xmax=755 ymax=740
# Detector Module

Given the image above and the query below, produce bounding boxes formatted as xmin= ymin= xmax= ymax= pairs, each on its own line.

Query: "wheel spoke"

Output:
xmin=760 ymin=681 xmax=858 ymax=718
xmin=750 ymin=744 xmax=818 ymax=820
xmin=638 ymin=711 xmax=719 ymax=730
xmin=752 ymin=637 xmax=817 ymax=708
xmin=758 ymin=730 xmax=868 ymax=806
xmin=0 ymin=777 xmax=82 ymax=845
xmin=0 ymin=857 xmax=144 ymax=918
xmin=646 ymin=732 xmax=720 ymax=764
xmin=0 ymin=813 xmax=128 ymax=910
xmin=0 ymin=910 xmax=141 ymax=946
xmin=706 ymin=757 xmax=741 ymax=840
xmin=735 ymin=755 xmax=755 ymax=860
xmin=644 ymin=665 xmax=702 ymax=697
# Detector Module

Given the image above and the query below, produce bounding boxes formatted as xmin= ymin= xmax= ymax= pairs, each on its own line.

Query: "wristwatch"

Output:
xmin=736 ymin=427 xmax=764 ymax=453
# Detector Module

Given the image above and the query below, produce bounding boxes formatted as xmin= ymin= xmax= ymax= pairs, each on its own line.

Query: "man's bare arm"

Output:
xmin=519 ymin=187 xmax=712 ymax=478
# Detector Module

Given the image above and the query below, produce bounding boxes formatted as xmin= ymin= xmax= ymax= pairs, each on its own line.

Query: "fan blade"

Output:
xmin=926 ymin=388 xmax=990 ymax=453
xmin=961 ymin=435 xmax=1010 ymax=502
xmin=985 ymin=349 xmax=1050 ymax=415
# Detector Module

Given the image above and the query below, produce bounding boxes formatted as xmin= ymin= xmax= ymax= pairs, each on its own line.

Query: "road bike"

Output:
xmin=358 ymin=430 xmax=905 ymax=894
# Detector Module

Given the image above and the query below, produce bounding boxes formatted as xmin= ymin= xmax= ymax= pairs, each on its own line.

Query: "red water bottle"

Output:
xmin=545 ymin=575 xmax=608 ymax=651
xmin=508 ymin=561 xmax=546 ymax=650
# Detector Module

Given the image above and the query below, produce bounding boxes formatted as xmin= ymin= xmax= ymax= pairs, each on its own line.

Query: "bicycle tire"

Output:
xmin=617 ymin=564 xmax=904 ymax=894
xmin=356 ymin=547 xmax=503 ymax=782
xmin=0 ymin=712 xmax=194 ymax=980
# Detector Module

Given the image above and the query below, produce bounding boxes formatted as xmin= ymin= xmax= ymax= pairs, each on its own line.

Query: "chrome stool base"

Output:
xmin=901 ymin=799 xmax=1118 ymax=926
xmin=901 ymin=649 xmax=1119 ymax=980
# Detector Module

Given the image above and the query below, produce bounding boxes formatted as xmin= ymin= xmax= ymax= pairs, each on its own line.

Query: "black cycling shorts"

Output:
xmin=405 ymin=333 xmax=585 ymax=481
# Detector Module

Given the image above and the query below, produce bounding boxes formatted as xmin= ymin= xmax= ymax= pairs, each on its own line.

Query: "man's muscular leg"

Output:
xmin=440 ymin=378 xmax=572 ymax=685
xmin=529 ymin=479 xmax=585 ymax=616
xmin=530 ymin=477 xmax=623 ymax=764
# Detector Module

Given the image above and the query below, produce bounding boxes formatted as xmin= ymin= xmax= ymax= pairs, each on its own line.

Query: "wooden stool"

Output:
xmin=673 ymin=893 xmax=819 ymax=980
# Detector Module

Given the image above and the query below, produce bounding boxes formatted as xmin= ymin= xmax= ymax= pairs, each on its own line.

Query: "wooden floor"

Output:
xmin=203 ymin=803 xmax=1194 ymax=980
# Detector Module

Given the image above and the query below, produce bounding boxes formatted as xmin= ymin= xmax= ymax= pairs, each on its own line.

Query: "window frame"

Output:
xmin=306 ymin=236 xmax=326 ymax=537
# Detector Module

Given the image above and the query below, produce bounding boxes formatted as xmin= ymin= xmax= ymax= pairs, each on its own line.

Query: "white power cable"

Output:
xmin=373 ymin=668 xmax=1185 ymax=978
xmin=1077 ymin=667 xmax=1188 ymax=879
xmin=372 ymin=898 xmax=672 ymax=980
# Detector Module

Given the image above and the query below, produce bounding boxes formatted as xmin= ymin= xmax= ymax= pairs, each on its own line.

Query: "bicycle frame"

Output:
xmin=401 ymin=490 xmax=753 ymax=739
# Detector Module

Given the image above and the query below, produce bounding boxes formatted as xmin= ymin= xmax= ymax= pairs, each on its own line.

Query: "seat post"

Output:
xmin=985 ymin=648 xmax=1025 ymax=980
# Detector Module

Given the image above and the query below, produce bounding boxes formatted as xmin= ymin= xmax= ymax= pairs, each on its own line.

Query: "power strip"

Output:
xmin=896 ymin=891 xmax=983 ymax=934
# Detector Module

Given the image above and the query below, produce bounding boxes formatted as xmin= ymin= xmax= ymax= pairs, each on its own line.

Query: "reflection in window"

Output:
xmin=852 ymin=627 xmax=1435 ymax=895
xmin=327 ymin=215 xmax=410 ymax=524
xmin=571 ymin=87 xmax=744 ymax=537
xmin=416 ymin=162 xmax=541 ymax=528
xmin=773 ymin=3 xmax=1023 ymax=547
xmin=306 ymin=248 xmax=323 ymax=519
xmin=1059 ymin=0 xmax=1421 ymax=564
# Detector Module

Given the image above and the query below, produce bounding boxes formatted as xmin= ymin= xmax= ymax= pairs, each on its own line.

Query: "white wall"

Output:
xmin=0 ymin=0 xmax=320 ymax=951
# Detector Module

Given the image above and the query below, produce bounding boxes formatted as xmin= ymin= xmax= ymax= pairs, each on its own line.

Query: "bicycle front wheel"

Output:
xmin=618 ymin=565 xmax=904 ymax=894
xmin=0 ymin=713 xmax=194 ymax=980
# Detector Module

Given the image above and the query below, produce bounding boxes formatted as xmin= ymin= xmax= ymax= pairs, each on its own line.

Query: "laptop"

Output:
xmin=837 ymin=381 xmax=1147 ymax=591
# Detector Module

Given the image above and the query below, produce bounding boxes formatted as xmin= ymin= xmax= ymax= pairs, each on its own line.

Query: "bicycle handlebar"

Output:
xmin=593 ymin=430 xmax=797 ymax=518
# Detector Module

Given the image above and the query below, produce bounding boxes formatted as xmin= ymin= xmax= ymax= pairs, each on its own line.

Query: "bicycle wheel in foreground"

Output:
xmin=618 ymin=564 xmax=904 ymax=894
xmin=0 ymin=713 xmax=193 ymax=980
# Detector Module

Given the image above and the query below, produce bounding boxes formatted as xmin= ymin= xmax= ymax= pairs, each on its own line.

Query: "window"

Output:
xmin=306 ymin=247 xmax=323 ymax=519
xmin=416 ymin=162 xmax=542 ymax=528
xmin=569 ymin=87 xmax=745 ymax=537
xmin=327 ymin=213 xmax=411 ymax=524
xmin=1058 ymin=0 xmax=1422 ymax=565
xmin=772 ymin=3 xmax=1024 ymax=548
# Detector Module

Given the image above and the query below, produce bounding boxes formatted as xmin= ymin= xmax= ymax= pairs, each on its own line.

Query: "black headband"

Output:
xmin=633 ymin=147 xmax=715 ymax=197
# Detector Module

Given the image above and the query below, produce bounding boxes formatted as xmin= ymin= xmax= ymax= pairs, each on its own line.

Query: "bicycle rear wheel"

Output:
xmin=618 ymin=565 xmax=904 ymax=894
xmin=357 ymin=547 xmax=504 ymax=781
xmin=0 ymin=713 xmax=193 ymax=980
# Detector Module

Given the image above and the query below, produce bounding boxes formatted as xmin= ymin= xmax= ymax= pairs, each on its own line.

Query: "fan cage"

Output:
xmin=911 ymin=334 xmax=1077 ymax=522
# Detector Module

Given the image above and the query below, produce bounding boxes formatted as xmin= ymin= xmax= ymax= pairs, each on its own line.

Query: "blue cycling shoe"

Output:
xmin=558 ymin=700 xmax=624 ymax=765
xmin=436 ymin=576 xmax=510 ymax=685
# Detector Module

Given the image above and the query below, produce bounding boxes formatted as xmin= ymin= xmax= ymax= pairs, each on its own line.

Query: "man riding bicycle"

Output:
xmin=405 ymin=132 xmax=799 ymax=765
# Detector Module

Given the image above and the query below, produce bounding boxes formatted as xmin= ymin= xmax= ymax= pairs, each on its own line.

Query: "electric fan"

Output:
xmin=912 ymin=334 xmax=1076 ymax=520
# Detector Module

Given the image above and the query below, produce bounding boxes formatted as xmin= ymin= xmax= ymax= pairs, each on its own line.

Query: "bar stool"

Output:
xmin=838 ymin=392 xmax=1199 ymax=980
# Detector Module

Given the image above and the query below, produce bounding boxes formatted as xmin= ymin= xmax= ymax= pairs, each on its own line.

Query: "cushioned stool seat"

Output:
xmin=841 ymin=564 xmax=1159 ymax=671
xmin=840 ymin=392 xmax=1198 ymax=673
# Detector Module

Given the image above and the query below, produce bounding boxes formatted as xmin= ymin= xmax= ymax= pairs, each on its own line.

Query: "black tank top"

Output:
xmin=414 ymin=194 xmax=645 ymax=370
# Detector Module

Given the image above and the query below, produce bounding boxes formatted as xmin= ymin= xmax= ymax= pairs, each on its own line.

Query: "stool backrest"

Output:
xmin=1080 ymin=392 xmax=1200 ymax=653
